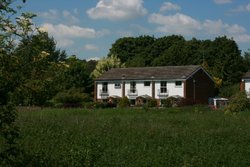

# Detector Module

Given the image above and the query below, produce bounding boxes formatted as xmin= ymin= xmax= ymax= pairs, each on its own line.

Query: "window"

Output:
xmin=130 ymin=82 xmax=136 ymax=93
xmin=144 ymin=81 xmax=150 ymax=87
xmin=102 ymin=82 xmax=108 ymax=93
xmin=160 ymin=81 xmax=167 ymax=93
xmin=175 ymin=81 xmax=182 ymax=87
xmin=114 ymin=82 xmax=121 ymax=89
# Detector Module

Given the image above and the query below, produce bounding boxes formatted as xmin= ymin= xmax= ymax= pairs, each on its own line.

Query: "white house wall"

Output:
xmin=97 ymin=80 xmax=184 ymax=100
xmin=124 ymin=81 xmax=152 ymax=97
xmin=137 ymin=81 xmax=152 ymax=96
xmin=245 ymin=80 xmax=250 ymax=93
xmin=97 ymin=83 xmax=102 ymax=99
xmin=166 ymin=81 xmax=184 ymax=97
xmin=155 ymin=81 xmax=184 ymax=99
xmin=108 ymin=82 xmax=122 ymax=97
xmin=97 ymin=82 xmax=122 ymax=99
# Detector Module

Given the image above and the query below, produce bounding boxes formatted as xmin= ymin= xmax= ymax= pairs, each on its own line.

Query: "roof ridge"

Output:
xmin=111 ymin=65 xmax=200 ymax=70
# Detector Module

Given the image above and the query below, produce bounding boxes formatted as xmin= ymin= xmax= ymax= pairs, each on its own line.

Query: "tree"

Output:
xmin=91 ymin=55 xmax=125 ymax=78
xmin=0 ymin=0 xmax=36 ymax=165
xmin=62 ymin=56 xmax=93 ymax=93
xmin=108 ymin=35 xmax=246 ymax=87
xmin=10 ymin=32 xmax=67 ymax=106
xmin=86 ymin=59 xmax=97 ymax=74
xmin=210 ymin=36 xmax=246 ymax=86
xmin=109 ymin=35 xmax=155 ymax=65
xmin=243 ymin=49 xmax=250 ymax=71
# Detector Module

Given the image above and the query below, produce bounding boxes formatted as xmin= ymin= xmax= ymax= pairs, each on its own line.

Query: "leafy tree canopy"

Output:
xmin=109 ymin=35 xmax=248 ymax=86
xmin=91 ymin=54 xmax=125 ymax=78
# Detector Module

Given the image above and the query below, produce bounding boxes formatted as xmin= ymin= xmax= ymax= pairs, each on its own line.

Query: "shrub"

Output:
xmin=107 ymin=97 xmax=120 ymax=107
xmin=0 ymin=105 xmax=22 ymax=166
xmin=180 ymin=98 xmax=195 ymax=106
xmin=117 ymin=97 xmax=130 ymax=108
xmin=225 ymin=91 xmax=250 ymax=113
xmin=83 ymin=102 xmax=96 ymax=109
xmin=219 ymin=84 xmax=240 ymax=98
xmin=162 ymin=96 xmax=185 ymax=107
xmin=94 ymin=102 xmax=108 ymax=109
xmin=147 ymin=99 xmax=157 ymax=107
xmin=161 ymin=98 xmax=172 ymax=108
xmin=53 ymin=88 xmax=90 ymax=108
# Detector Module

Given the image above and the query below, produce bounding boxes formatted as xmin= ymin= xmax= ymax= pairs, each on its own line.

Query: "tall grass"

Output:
xmin=16 ymin=106 xmax=250 ymax=166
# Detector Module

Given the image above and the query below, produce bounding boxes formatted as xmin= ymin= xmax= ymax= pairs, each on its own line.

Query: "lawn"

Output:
xmin=16 ymin=106 xmax=250 ymax=166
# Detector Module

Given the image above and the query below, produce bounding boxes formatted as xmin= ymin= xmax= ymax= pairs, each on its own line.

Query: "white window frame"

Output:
xmin=114 ymin=82 xmax=121 ymax=89
xmin=160 ymin=81 xmax=167 ymax=93
xmin=144 ymin=81 xmax=151 ymax=87
xmin=102 ymin=82 xmax=108 ymax=93
xmin=175 ymin=81 xmax=182 ymax=88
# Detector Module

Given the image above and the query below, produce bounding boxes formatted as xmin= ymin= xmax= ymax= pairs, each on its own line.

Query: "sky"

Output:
xmin=20 ymin=0 xmax=250 ymax=60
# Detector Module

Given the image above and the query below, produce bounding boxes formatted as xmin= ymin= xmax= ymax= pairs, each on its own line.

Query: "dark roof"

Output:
xmin=242 ymin=70 xmax=250 ymax=79
xmin=96 ymin=65 xmax=202 ymax=81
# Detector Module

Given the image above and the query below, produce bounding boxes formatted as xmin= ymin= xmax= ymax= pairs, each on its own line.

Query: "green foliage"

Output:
xmin=162 ymin=96 xmax=185 ymax=107
xmin=243 ymin=49 xmax=250 ymax=70
xmin=94 ymin=101 xmax=113 ymax=109
xmin=108 ymin=36 xmax=155 ymax=64
xmin=219 ymin=84 xmax=240 ymax=98
xmin=53 ymin=88 xmax=90 ymax=108
xmin=147 ymin=98 xmax=157 ymax=107
xmin=109 ymin=35 xmax=247 ymax=86
xmin=0 ymin=105 xmax=22 ymax=166
xmin=162 ymin=98 xmax=172 ymax=108
xmin=117 ymin=96 xmax=130 ymax=108
xmin=91 ymin=55 xmax=125 ymax=78
xmin=7 ymin=34 xmax=93 ymax=106
xmin=0 ymin=1 xmax=36 ymax=166
xmin=9 ymin=32 xmax=68 ymax=106
xmin=15 ymin=107 xmax=250 ymax=166
xmin=225 ymin=91 xmax=250 ymax=113
xmin=63 ymin=56 xmax=93 ymax=93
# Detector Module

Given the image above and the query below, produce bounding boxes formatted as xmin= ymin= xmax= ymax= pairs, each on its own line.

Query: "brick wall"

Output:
xmin=185 ymin=69 xmax=215 ymax=104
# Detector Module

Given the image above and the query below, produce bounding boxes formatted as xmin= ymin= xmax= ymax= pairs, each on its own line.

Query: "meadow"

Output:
xmin=16 ymin=106 xmax=250 ymax=166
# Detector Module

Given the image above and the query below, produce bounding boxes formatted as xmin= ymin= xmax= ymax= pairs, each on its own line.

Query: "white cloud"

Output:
xmin=41 ymin=23 xmax=110 ymax=47
xmin=202 ymin=19 xmax=226 ymax=35
xmin=87 ymin=0 xmax=147 ymax=20
xmin=214 ymin=0 xmax=232 ymax=4
xmin=42 ymin=23 xmax=97 ymax=38
xmin=226 ymin=24 xmax=246 ymax=34
xmin=148 ymin=13 xmax=250 ymax=43
xmin=202 ymin=20 xmax=246 ymax=35
xmin=87 ymin=57 xmax=101 ymax=61
xmin=62 ymin=10 xmax=80 ymax=24
xmin=39 ymin=9 xmax=59 ymax=20
xmin=231 ymin=3 xmax=250 ymax=12
xmin=96 ymin=29 xmax=111 ymax=37
xmin=234 ymin=35 xmax=250 ymax=43
xmin=130 ymin=24 xmax=151 ymax=34
xmin=247 ymin=3 xmax=250 ymax=11
xmin=84 ymin=44 xmax=99 ymax=51
xmin=56 ymin=39 xmax=75 ymax=47
xmin=148 ymin=13 xmax=201 ymax=35
xmin=73 ymin=8 xmax=79 ymax=15
xmin=117 ymin=30 xmax=134 ymax=37
xmin=39 ymin=9 xmax=80 ymax=24
xmin=160 ymin=2 xmax=181 ymax=12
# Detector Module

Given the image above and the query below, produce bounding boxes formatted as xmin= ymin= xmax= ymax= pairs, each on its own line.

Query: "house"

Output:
xmin=94 ymin=65 xmax=215 ymax=106
xmin=241 ymin=71 xmax=250 ymax=98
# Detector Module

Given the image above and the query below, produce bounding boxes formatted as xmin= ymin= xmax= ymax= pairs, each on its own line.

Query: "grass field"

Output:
xmin=16 ymin=106 xmax=250 ymax=166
